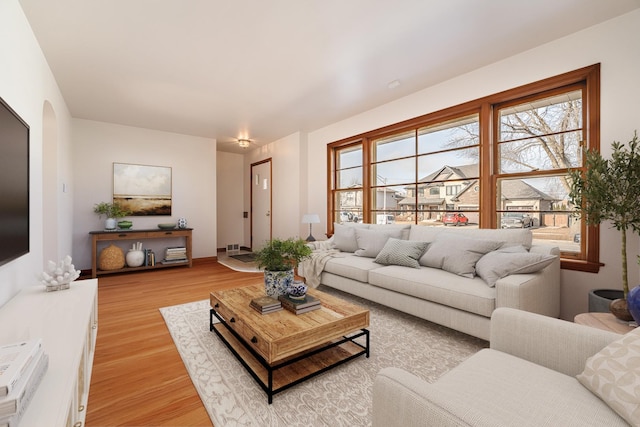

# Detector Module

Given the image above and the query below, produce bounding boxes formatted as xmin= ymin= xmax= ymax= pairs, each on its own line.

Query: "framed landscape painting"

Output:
xmin=113 ymin=163 xmax=172 ymax=216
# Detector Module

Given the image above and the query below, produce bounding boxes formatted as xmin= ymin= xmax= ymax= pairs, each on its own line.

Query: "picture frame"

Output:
xmin=113 ymin=162 xmax=172 ymax=216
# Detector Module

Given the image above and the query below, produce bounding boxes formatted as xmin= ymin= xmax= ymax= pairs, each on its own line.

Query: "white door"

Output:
xmin=251 ymin=159 xmax=272 ymax=251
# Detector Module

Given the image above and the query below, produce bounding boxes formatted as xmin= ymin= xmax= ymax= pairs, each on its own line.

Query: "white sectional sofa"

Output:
xmin=300 ymin=223 xmax=560 ymax=340
xmin=373 ymin=308 xmax=637 ymax=426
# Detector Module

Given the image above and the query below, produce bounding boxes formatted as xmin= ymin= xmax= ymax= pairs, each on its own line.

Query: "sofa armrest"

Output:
xmin=373 ymin=367 xmax=470 ymax=427
xmin=490 ymin=307 xmax=620 ymax=376
xmin=495 ymin=245 xmax=560 ymax=318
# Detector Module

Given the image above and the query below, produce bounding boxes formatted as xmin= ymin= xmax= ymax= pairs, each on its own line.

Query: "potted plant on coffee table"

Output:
xmin=94 ymin=202 xmax=131 ymax=230
xmin=254 ymin=237 xmax=312 ymax=298
xmin=568 ymin=131 xmax=640 ymax=321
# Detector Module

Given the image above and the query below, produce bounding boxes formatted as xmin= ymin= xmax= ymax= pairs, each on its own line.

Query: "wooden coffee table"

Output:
xmin=209 ymin=284 xmax=370 ymax=403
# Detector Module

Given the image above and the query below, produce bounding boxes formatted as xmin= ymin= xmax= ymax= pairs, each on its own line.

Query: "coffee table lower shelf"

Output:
xmin=209 ymin=309 xmax=370 ymax=404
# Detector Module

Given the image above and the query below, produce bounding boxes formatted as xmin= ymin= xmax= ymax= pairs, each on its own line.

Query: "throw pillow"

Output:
xmin=475 ymin=246 xmax=556 ymax=287
xmin=374 ymin=238 xmax=429 ymax=269
xmin=576 ymin=327 xmax=640 ymax=426
xmin=354 ymin=228 xmax=403 ymax=258
xmin=331 ymin=223 xmax=366 ymax=253
xmin=419 ymin=234 xmax=502 ymax=278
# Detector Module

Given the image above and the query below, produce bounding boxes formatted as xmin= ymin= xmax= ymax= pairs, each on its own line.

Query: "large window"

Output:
xmin=328 ymin=65 xmax=600 ymax=271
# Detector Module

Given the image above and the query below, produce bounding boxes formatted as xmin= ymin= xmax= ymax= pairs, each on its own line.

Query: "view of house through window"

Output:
xmin=496 ymin=88 xmax=584 ymax=254
xmin=328 ymin=65 xmax=600 ymax=270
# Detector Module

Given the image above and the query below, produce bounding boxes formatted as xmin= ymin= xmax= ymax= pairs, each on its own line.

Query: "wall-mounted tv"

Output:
xmin=0 ymin=96 xmax=29 ymax=267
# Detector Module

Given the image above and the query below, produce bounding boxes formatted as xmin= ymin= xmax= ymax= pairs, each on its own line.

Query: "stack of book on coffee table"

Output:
xmin=0 ymin=338 xmax=49 ymax=427
xmin=250 ymin=296 xmax=283 ymax=314
xmin=278 ymin=294 xmax=321 ymax=314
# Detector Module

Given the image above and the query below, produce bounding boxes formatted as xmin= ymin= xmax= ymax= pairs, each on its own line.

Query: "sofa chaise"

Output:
xmin=373 ymin=307 xmax=639 ymax=426
xmin=300 ymin=223 xmax=560 ymax=340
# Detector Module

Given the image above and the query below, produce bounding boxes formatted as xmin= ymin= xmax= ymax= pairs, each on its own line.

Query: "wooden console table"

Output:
xmin=90 ymin=228 xmax=193 ymax=278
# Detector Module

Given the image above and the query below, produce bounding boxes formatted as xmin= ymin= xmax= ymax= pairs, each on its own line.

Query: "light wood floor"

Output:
xmin=85 ymin=259 xmax=263 ymax=427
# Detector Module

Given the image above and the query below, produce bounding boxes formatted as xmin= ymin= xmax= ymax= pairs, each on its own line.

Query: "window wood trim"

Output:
xmin=327 ymin=64 xmax=601 ymax=272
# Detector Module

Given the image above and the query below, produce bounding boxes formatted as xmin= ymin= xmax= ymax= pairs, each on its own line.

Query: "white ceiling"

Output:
xmin=18 ymin=0 xmax=640 ymax=153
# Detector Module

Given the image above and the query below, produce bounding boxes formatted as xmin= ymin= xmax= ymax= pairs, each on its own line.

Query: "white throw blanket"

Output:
xmin=299 ymin=242 xmax=343 ymax=288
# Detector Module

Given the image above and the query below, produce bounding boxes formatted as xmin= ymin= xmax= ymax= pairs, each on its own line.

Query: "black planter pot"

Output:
xmin=588 ymin=289 xmax=624 ymax=313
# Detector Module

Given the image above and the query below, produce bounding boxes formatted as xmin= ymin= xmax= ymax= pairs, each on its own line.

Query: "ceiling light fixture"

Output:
xmin=387 ymin=79 xmax=401 ymax=89
xmin=237 ymin=138 xmax=251 ymax=148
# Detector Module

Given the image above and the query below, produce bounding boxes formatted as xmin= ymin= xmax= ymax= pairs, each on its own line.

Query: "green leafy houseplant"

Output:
xmin=254 ymin=238 xmax=312 ymax=272
xmin=93 ymin=202 xmax=130 ymax=219
xmin=568 ymin=131 xmax=640 ymax=304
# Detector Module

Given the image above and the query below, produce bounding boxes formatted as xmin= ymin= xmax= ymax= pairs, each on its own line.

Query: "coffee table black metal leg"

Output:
xmin=365 ymin=329 xmax=370 ymax=357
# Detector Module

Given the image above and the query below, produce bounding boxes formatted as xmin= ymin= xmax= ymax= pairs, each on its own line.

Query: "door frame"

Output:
xmin=250 ymin=158 xmax=273 ymax=250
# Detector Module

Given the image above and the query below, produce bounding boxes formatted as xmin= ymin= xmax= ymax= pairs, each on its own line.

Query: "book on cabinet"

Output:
xmin=0 ymin=350 xmax=48 ymax=422
xmin=0 ymin=339 xmax=42 ymax=398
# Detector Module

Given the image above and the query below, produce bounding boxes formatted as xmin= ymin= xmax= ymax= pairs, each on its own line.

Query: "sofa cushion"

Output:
xmin=368 ymin=266 xmax=496 ymax=317
xmin=420 ymin=234 xmax=502 ymax=278
xmin=322 ymin=253 xmax=380 ymax=283
xmin=476 ymin=245 xmax=557 ymax=287
xmin=368 ymin=223 xmax=411 ymax=240
xmin=354 ymin=227 xmax=403 ymax=257
xmin=409 ymin=225 xmax=533 ymax=248
xmin=374 ymin=238 xmax=429 ymax=269
xmin=332 ymin=222 xmax=368 ymax=252
xmin=577 ymin=327 xmax=640 ymax=426
xmin=430 ymin=349 xmax=628 ymax=426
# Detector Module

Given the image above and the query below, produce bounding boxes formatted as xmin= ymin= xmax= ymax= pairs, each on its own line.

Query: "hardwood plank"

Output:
xmin=86 ymin=259 xmax=263 ymax=427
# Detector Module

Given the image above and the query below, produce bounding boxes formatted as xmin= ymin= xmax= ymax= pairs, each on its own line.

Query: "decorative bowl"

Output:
xmin=158 ymin=223 xmax=176 ymax=230
xmin=117 ymin=220 xmax=133 ymax=229
xmin=287 ymin=281 xmax=308 ymax=300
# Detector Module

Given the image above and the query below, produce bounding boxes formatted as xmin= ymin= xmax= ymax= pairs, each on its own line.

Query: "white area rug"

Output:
xmin=160 ymin=288 xmax=487 ymax=427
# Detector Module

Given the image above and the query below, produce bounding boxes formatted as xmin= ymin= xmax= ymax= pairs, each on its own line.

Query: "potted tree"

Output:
xmin=568 ymin=131 xmax=640 ymax=321
xmin=93 ymin=202 xmax=131 ymax=230
xmin=254 ymin=238 xmax=312 ymax=298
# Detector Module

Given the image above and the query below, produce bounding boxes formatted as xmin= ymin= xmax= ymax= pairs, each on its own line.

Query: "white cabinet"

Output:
xmin=0 ymin=279 xmax=98 ymax=427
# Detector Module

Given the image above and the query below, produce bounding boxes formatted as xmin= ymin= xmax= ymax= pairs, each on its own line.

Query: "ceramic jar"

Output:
xmin=627 ymin=285 xmax=640 ymax=324
xmin=125 ymin=249 xmax=145 ymax=267
xmin=264 ymin=269 xmax=294 ymax=298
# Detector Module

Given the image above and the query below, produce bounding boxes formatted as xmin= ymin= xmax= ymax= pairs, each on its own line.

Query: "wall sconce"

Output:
xmin=301 ymin=214 xmax=320 ymax=242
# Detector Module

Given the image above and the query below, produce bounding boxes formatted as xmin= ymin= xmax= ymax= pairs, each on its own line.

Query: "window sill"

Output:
xmin=561 ymin=258 xmax=603 ymax=273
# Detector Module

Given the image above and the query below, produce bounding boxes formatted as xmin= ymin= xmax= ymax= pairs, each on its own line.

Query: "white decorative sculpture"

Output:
xmin=41 ymin=255 xmax=80 ymax=292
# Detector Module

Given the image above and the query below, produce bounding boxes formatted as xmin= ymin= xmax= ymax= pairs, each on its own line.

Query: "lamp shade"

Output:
xmin=302 ymin=214 xmax=320 ymax=224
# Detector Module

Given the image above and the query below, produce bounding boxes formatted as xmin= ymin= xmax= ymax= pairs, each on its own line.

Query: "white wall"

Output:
xmin=71 ymin=119 xmax=217 ymax=269
xmin=243 ymin=132 xmax=307 ymax=247
xmin=0 ymin=0 xmax=74 ymax=307
xmin=304 ymin=10 xmax=640 ymax=320
xmin=216 ymin=151 xmax=245 ymax=250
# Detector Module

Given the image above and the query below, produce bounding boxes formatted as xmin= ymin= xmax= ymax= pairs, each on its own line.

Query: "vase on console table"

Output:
xmin=105 ymin=218 xmax=117 ymax=230
xmin=125 ymin=250 xmax=145 ymax=267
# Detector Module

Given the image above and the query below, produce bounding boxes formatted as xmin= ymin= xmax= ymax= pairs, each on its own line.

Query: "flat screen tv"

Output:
xmin=0 ymin=96 xmax=29 ymax=267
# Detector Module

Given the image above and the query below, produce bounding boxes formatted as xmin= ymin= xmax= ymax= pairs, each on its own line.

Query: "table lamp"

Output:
xmin=301 ymin=214 xmax=320 ymax=242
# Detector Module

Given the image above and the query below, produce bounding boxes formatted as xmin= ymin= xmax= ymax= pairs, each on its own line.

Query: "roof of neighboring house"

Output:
xmin=418 ymin=164 xmax=479 ymax=184
xmin=500 ymin=180 xmax=555 ymax=201
xmin=401 ymin=162 xmax=556 ymax=203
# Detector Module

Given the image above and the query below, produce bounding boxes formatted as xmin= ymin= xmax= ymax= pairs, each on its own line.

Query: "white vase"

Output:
xmin=105 ymin=218 xmax=117 ymax=230
xmin=126 ymin=250 xmax=145 ymax=267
